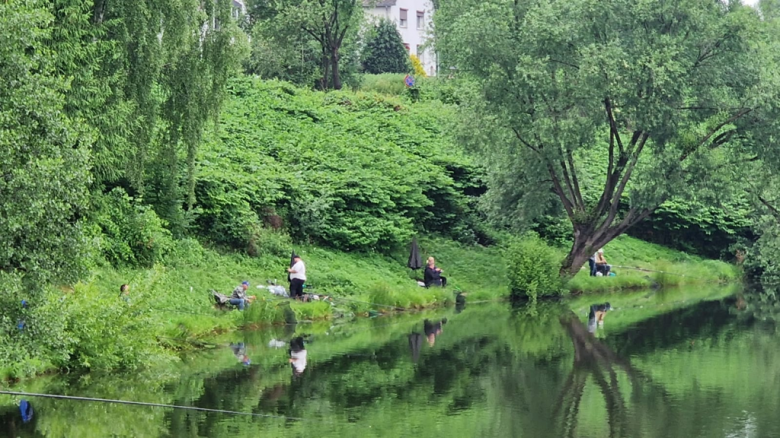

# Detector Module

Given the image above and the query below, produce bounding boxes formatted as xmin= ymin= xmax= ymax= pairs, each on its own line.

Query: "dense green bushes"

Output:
xmin=92 ymin=189 xmax=175 ymax=267
xmin=196 ymin=77 xmax=483 ymax=252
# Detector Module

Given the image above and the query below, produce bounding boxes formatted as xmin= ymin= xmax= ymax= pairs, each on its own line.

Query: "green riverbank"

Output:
xmin=1 ymin=234 xmax=737 ymax=381
xmin=565 ymin=234 xmax=740 ymax=293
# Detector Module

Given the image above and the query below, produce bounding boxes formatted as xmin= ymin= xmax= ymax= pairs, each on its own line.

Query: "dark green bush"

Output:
xmin=196 ymin=77 xmax=483 ymax=251
xmin=93 ymin=188 xmax=174 ymax=267
xmin=361 ymin=19 xmax=411 ymax=74
xmin=505 ymin=234 xmax=564 ymax=302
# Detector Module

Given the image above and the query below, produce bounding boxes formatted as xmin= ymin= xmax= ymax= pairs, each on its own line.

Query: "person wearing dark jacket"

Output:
xmin=423 ymin=257 xmax=447 ymax=288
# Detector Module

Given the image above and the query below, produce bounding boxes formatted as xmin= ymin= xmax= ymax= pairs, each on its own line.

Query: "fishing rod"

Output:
xmin=611 ymin=265 xmax=705 ymax=279
xmin=326 ymin=295 xmax=405 ymax=311
xmin=0 ymin=390 xmax=308 ymax=421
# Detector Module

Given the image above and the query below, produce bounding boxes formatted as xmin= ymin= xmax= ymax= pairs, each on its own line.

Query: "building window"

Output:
xmin=399 ymin=9 xmax=408 ymax=28
xmin=417 ymin=11 xmax=425 ymax=30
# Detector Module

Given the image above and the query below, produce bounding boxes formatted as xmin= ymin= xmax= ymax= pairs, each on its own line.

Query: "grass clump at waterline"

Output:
xmin=565 ymin=235 xmax=740 ymax=293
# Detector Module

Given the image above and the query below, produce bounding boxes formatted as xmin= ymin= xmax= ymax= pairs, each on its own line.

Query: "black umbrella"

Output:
xmin=288 ymin=250 xmax=297 ymax=283
xmin=407 ymin=237 xmax=423 ymax=271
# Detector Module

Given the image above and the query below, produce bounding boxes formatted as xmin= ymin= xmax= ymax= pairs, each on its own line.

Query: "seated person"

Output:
xmin=424 ymin=257 xmax=447 ymax=288
xmin=588 ymin=253 xmax=597 ymax=277
xmin=230 ymin=281 xmax=256 ymax=310
xmin=119 ymin=284 xmax=130 ymax=302
xmin=595 ymin=249 xmax=611 ymax=275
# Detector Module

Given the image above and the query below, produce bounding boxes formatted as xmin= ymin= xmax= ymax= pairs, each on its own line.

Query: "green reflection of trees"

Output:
xmin=10 ymin=290 xmax=780 ymax=438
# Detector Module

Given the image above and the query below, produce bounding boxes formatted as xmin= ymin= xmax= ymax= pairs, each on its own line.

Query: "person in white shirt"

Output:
xmin=287 ymin=255 xmax=306 ymax=300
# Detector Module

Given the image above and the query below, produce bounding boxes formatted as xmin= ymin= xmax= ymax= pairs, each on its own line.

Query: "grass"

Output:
xmin=86 ymin=234 xmax=733 ymax=343
xmin=356 ymin=73 xmax=408 ymax=96
xmin=81 ymin=236 xmax=507 ymax=344
xmin=565 ymin=234 xmax=740 ymax=293
xmin=1 ymin=232 xmax=736 ymax=380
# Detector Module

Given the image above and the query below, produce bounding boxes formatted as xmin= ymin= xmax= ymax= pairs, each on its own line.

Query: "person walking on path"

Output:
xmin=287 ymin=255 xmax=306 ymax=300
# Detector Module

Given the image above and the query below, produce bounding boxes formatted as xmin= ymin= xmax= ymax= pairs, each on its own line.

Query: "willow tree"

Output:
xmin=50 ymin=0 xmax=247 ymax=229
xmin=436 ymin=0 xmax=780 ymax=275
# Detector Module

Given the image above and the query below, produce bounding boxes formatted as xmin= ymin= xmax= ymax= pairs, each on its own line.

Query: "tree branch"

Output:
xmin=680 ymin=108 xmax=751 ymax=162
xmin=567 ymin=149 xmax=585 ymax=210
xmin=512 ymin=128 xmax=540 ymax=153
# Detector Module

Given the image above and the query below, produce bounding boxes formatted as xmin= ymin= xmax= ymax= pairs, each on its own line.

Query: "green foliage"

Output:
xmin=362 ymin=19 xmax=411 ymax=74
xmin=249 ymin=0 xmax=362 ymax=90
xmin=244 ymin=24 xmax=322 ymax=86
xmin=92 ymin=189 xmax=174 ymax=267
xmin=436 ymin=0 xmax=780 ymax=274
xmin=198 ymin=77 xmax=482 ymax=251
xmin=50 ymin=0 xmax=248 ymax=233
xmin=0 ymin=0 xmax=92 ymax=287
xmin=505 ymin=234 xmax=564 ymax=301
xmin=358 ymin=73 xmax=408 ymax=95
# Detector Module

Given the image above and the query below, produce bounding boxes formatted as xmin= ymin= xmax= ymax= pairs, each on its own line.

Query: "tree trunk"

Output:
xmin=320 ymin=52 xmax=330 ymax=90
xmin=559 ymin=208 xmax=654 ymax=277
xmin=331 ymin=47 xmax=342 ymax=90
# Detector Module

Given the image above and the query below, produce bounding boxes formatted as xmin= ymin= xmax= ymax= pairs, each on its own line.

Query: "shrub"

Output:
xmin=361 ymin=19 xmax=410 ymax=74
xmin=358 ymin=73 xmax=407 ymax=95
xmin=93 ymin=188 xmax=174 ymax=267
xmin=200 ymin=78 xmax=483 ymax=252
xmin=410 ymin=54 xmax=427 ymax=77
xmin=505 ymin=234 xmax=564 ymax=302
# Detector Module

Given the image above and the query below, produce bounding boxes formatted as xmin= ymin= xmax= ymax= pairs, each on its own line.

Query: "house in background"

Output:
xmin=232 ymin=0 xmax=246 ymax=19
xmin=363 ymin=0 xmax=437 ymax=76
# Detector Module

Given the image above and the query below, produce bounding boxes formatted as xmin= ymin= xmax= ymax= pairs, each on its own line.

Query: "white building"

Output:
xmin=232 ymin=0 xmax=246 ymax=19
xmin=363 ymin=0 xmax=437 ymax=76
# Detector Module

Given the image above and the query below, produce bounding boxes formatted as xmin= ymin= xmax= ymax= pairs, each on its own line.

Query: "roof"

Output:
xmin=363 ymin=0 xmax=397 ymax=7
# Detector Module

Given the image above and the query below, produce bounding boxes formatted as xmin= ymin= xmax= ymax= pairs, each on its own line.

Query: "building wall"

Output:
xmin=364 ymin=0 xmax=437 ymax=76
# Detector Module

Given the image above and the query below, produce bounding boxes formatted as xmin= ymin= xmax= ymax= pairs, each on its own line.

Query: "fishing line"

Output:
xmin=0 ymin=390 xmax=308 ymax=421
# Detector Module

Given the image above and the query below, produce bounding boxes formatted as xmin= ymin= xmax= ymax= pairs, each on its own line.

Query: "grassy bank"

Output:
xmin=565 ymin=234 xmax=740 ymax=293
xmin=86 ymin=236 xmax=507 ymax=341
xmin=1 ymin=232 xmax=737 ymax=380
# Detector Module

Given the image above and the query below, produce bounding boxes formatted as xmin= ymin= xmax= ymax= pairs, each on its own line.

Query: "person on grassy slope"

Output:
xmin=424 ymin=257 xmax=447 ymax=288
xmin=230 ymin=281 xmax=256 ymax=310
xmin=595 ymin=249 xmax=611 ymax=276
xmin=287 ymin=255 xmax=306 ymax=300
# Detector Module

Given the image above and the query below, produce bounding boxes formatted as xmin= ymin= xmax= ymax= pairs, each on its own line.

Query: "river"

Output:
xmin=1 ymin=285 xmax=777 ymax=437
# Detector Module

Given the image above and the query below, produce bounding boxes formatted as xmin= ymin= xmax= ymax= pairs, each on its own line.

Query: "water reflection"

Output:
xmin=289 ymin=336 xmax=307 ymax=377
xmin=5 ymin=286 xmax=780 ymax=438
xmin=230 ymin=342 xmax=251 ymax=366
xmin=587 ymin=302 xmax=612 ymax=333
xmin=408 ymin=317 xmax=448 ymax=362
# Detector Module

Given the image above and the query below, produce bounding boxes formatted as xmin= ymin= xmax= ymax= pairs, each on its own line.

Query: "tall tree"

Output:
xmin=50 ymin=0 xmax=248 ymax=230
xmin=0 ymin=0 xmax=92 ymax=286
xmin=436 ymin=0 xmax=780 ymax=275
xmin=362 ymin=18 xmax=410 ymax=74
xmin=251 ymin=0 xmax=362 ymax=90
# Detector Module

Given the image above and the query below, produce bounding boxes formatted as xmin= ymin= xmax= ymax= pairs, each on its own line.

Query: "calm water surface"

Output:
xmin=1 ymin=286 xmax=777 ymax=438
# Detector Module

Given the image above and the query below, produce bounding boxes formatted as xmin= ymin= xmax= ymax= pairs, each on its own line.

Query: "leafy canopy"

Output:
xmin=436 ymin=0 xmax=780 ymax=273
xmin=0 ymin=0 xmax=92 ymax=286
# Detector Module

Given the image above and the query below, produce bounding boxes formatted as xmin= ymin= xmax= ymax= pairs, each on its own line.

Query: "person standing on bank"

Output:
xmin=287 ymin=255 xmax=306 ymax=300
